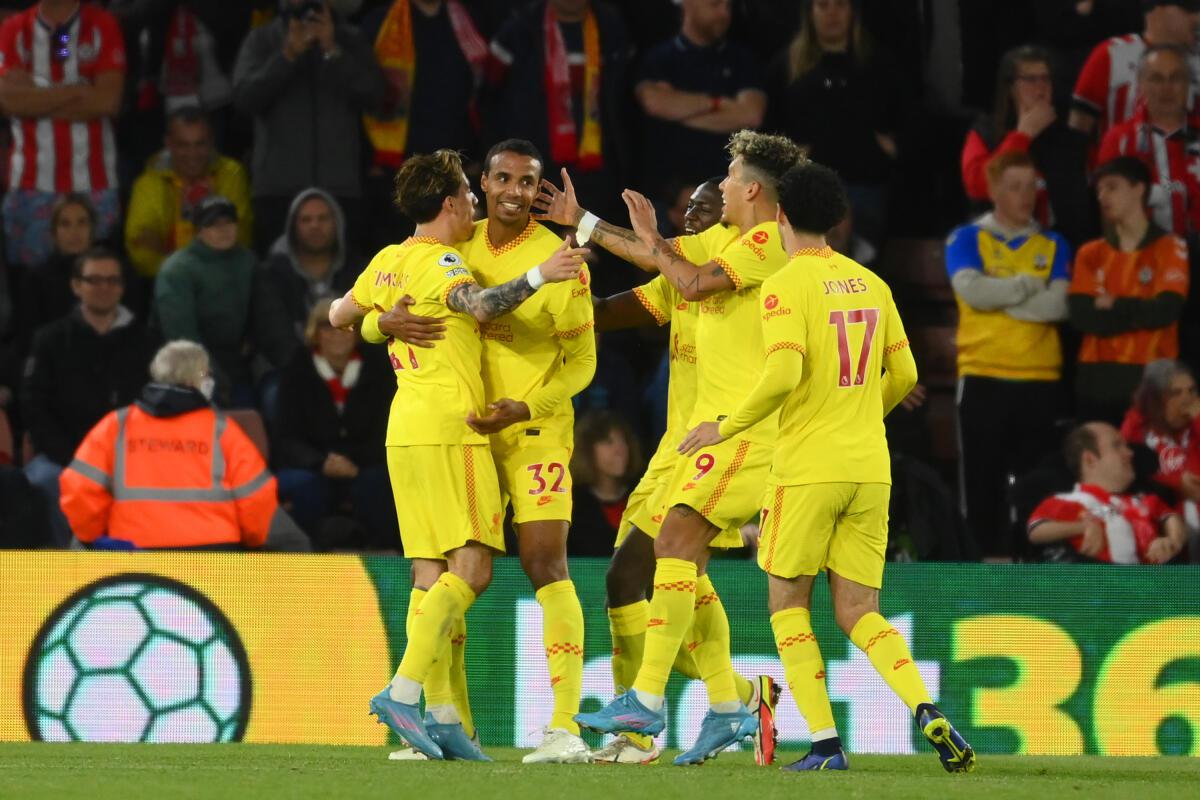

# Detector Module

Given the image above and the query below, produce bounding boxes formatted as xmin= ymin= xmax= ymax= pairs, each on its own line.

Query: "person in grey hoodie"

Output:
xmin=154 ymin=195 xmax=259 ymax=408
xmin=255 ymin=187 xmax=360 ymax=369
xmin=233 ymin=0 xmax=384 ymax=254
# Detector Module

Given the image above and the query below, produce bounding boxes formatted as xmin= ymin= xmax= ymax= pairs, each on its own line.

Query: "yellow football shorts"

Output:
xmin=757 ymin=482 xmax=891 ymax=588
xmin=491 ymin=422 xmax=573 ymax=525
xmin=386 ymin=444 xmax=505 ymax=560
xmin=654 ymin=435 xmax=771 ymax=542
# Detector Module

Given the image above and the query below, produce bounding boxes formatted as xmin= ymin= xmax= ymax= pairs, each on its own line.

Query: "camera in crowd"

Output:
xmin=284 ymin=0 xmax=325 ymax=21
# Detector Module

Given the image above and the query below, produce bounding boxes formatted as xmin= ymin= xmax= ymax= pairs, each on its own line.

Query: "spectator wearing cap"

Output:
xmin=233 ymin=0 xmax=385 ymax=255
xmin=1097 ymin=44 xmax=1200 ymax=237
xmin=1070 ymin=0 xmax=1200 ymax=144
xmin=0 ymin=0 xmax=127 ymax=268
xmin=125 ymin=105 xmax=253 ymax=279
xmin=1070 ymin=156 xmax=1189 ymax=424
xmin=153 ymin=195 xmax=258 ymax=408
xmin=1028 ymin=421 xmax=1187 ymax=564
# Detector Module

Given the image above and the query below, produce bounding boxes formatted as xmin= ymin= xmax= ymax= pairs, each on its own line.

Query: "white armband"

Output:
xmin=576 ymin=211 xmax=600 ymax=245
xmin=526 ymin=265 xmax=546 ymax=290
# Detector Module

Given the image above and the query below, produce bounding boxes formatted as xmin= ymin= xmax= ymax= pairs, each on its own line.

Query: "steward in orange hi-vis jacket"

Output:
xmin=59 ymin=382 xmax=278 ymax=549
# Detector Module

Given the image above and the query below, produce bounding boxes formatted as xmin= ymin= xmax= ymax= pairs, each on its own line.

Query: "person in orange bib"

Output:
xmin=59 ymin=341 xmax=281 ymax=550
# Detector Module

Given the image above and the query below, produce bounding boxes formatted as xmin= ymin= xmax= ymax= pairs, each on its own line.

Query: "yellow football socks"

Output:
xmin=850 ymin=612 xmax=932 ymax=712
xmin=771 ymin=607 xmax=836 ymax=734
xmin=448 ymin=612 xmax=475 ymax=738
xmin=633 ymin=558 xmax=697 ymax=701
xmin=537 ymin=580 xmax=585 ymax=735
xmin=395 ymin=573 xmax=475 ymax=685
xmin=689 ymin=574 xmax=740 ymax=706
xmin=608 ymin=600 xmax=648 ymax=694
xmin=608 ymin=600 xmax=654 ymax=749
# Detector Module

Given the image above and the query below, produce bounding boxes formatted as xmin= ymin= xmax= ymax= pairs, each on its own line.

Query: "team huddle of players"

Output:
xmin=329 ymin=130 xmax=977 ymax=773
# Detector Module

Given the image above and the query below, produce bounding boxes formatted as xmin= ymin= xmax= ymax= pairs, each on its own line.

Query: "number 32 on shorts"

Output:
xmin=526 ymin=462 xmax=568 ymax=494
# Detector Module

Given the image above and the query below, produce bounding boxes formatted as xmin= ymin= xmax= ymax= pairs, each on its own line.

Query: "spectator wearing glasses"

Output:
xmin=961 ymin=45 xmax=1091 ymax=247
xmin=1098 ymin=44 xmax=1200 ymax=238
xmin=0 ymin=0 xmax=126 ymax=268
xmin=21 ymin=246 xmax=157 ymax=547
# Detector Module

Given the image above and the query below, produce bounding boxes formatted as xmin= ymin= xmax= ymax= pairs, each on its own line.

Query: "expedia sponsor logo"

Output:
xmin=762 ymin=306 xmax=792 ymax=320
xmin=752 ymin=230 xmax=770 ymax=245
xmin=741 ymin=238 xmax=768 ymax=261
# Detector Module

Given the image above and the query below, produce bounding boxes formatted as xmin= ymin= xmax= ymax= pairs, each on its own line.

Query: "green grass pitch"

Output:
xmin=1 ymin=744 xmax=1197 ymax=800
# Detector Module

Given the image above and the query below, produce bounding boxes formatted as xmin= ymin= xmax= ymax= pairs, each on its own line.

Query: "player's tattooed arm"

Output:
xmin=446 ymin=276 xmax=537 ymax=323
xmin=447 ymin=238 xmax=587 ymax=322
xmin=623 ymin=190 xmax=735 ymax=301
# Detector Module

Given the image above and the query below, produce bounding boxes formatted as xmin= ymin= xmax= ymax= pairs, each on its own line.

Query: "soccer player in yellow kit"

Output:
xmin=539 ymin=131 xmax=806 ymax=765
xmin=586 ymin=179 xmax=779 ymax=766
xmin=328 ymin=150 xmax=586 ymax=761
xmin=680 ymin=161 xmax=976 ymax=773
xmin=368 ymin=139 xmax=597 ymax=764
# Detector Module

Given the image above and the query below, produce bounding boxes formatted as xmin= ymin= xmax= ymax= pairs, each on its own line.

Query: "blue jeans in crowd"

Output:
xmin=24 ymin=455 xmax=72 ymax=548
xmin=275 ymin=464 xmax=398 ymax=550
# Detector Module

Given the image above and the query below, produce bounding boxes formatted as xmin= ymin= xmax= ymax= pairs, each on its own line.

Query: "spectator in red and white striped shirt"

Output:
xmin=1069 ymin=0 xmax=1200 ymax=144
xmin=1098 ymin=44 xmax=1200 ymax=237
xmin=0 ymin=0 xmax=125 ymax=268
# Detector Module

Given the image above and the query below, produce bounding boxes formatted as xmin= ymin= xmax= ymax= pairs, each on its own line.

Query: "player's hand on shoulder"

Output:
xmin=379 ymin=295 xmax=445 ymax=348
xmin=466 ymin=399 xmax=532 ymax=435
xmin=678 ymin=421 xmax=725 ymax=456
xmin=538 ymin=236 xmax=588 ymax=284
xmin=532 ymin=168 xmax=584 ymax=226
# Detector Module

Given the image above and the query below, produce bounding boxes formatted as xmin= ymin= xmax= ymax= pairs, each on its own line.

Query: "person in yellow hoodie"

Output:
xmin=124 ymin=105 xmax=254 ymax=278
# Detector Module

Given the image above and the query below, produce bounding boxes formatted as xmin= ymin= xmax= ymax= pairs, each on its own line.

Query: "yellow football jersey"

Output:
xmin=758 ymin=246 xmax=911 ymax=485
xmin=674 ymin=221 xmax=788 ymax=443
xmin=459 ymin=219 xmax=595 ymax=422
xmin=633 ymin=274 xmax=698 ymax=436
xmin=350 ymin=237 xmax=487 ymax=447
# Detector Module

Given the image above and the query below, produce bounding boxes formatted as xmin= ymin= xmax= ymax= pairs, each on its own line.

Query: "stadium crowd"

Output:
xmin=0 ymin=0 xmax=1197 ymax=566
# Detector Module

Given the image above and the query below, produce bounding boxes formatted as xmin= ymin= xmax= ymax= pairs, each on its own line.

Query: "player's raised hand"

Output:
xmin=532 ymin=168 xmax=584 ymax=226
xmin=621 ymin=189 xmax=660 ymax=246
xmin=466 ymin=399 xmax=532 ymax=435
xmin=378 ymin=295 xmax=445 ymax=347
xmin=537 ymin=236 xmax=589 ymax=284
xmin=679 ymin=421 xmax=726 ymax=456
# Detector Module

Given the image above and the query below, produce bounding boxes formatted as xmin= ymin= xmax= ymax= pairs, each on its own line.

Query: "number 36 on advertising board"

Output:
xmin=955 ymin=615 xmax=1200 ymax=756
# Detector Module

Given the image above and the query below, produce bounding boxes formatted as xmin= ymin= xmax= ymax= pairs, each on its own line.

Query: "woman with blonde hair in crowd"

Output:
xmin=767 ymin=0 xmax=898 ymax=254
xmin=273 ymin=298 xmax=398 ymax=550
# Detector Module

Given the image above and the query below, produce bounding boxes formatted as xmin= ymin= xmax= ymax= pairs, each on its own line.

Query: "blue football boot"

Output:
xmin=426 ymin=716 xmax=491 ymax=762
xmin=917 ymin=704 xmax=976 ymax=773
xmin=673 ymin=706 xmax=759 ymax=765
xmin=782 ymin=748 xmax=849 ymax=771
xmin=575 ymin=692 xmax=667 ymax=736
xmin=369 ymin=688 xmax=443 ymax=760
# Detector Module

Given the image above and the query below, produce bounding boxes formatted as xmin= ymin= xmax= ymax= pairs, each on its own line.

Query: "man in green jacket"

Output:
xmin=154 ymin=195 xmax=258 ymax=408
